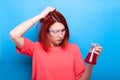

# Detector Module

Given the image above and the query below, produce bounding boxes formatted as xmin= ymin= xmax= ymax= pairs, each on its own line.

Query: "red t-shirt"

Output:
xmin=16 ymin=38 xmax=85 ymax=80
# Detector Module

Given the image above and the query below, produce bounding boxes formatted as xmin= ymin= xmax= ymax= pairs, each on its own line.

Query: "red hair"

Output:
xmin=39 ymin=10 xmax=69 ymax=50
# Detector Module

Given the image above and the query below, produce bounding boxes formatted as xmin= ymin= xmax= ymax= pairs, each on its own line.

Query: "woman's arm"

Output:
xmin=78 ymin=64 xmax=93 ymax=80
xmin=9 ymin=7 xmax=55 ymax=49
xmin=79 ymin=44 xmax=102 ymax=80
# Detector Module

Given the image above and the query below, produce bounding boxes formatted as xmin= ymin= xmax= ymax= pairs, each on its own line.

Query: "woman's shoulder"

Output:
xmin=65 ymin=43 xmax=81 ymax=54
xmin=34 ymin=41 xmax=42 ymax=47
xmin=67 ymin=43 xmax=79 ymax=49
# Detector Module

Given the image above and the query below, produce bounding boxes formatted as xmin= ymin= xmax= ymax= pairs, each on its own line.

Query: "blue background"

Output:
xmin=0 ymin=0 xmax=120 ymax=80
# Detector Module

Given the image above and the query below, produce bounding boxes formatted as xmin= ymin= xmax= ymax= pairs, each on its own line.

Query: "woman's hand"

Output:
xmin=90 ymin=43 xmax=102 ymax=56
xmin=32 ymin=6 xmax=56 ymax=23
xmin=40 ymin=6 xmax=56 ymax=19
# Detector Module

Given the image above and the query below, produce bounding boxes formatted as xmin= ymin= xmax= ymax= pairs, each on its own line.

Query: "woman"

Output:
xmin=9 ymin=7 xmax=102 ymax=80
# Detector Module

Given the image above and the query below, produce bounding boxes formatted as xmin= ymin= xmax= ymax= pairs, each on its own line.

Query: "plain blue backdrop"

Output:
xmin=0 ymin=0 xmax=120 ymax=80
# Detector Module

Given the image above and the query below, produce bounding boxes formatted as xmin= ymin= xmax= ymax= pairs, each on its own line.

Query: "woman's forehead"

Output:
xmin=50 ymin=22 xmax=65 ymax=30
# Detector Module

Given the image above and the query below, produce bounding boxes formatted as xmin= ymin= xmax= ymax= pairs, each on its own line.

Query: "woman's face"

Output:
xmin=47 ymin=22 xmax=66 ymax=47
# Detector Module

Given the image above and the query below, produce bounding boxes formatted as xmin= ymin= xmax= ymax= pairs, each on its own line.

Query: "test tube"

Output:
xmin=84 ymin=44 xmax=98 ymax=65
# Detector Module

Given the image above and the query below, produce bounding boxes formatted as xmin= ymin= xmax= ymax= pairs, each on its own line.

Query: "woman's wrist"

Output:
xmin=30 ymin=14 xmax=43 ymax=24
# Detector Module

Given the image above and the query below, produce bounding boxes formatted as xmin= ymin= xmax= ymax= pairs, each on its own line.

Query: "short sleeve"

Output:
xmin=16 ymin=38 xmax=34 ymax=57
xmin=74 ymin=45 xmax=86 ymax=80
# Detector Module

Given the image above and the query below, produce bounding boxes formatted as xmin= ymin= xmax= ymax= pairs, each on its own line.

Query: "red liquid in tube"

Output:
xmin=84 ymin=47 xmax=98 ymax=65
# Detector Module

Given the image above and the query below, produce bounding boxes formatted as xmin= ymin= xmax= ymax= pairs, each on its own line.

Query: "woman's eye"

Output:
xmin=61 ymin=29 xmax=66 ymax=32
xmin=53 ymin=30 xmax=59 ymax=34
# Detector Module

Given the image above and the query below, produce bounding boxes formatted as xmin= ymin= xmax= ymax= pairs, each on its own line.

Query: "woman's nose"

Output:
xmin=58 ymin=32 xmax=64 ymax=38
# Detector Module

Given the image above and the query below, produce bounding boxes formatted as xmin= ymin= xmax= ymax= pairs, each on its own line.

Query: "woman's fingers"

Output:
xmin=90 ymin=43 xmax=102 ymax=56
xmin=46 ymin=6 xmax=56 ymax=12
xmin=94 ymin=46 xmax=102 ymax=55
xmin=40 ymin=6 xmax=56 ymax=19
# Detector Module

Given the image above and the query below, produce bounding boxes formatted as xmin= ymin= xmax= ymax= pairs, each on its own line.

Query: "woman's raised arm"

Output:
xmin=9 ymin=7 xmax=55 ymax=49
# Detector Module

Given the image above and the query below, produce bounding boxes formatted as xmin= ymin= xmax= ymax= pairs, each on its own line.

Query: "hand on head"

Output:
xmin=40 ymin=6 xmax=56 ymax=18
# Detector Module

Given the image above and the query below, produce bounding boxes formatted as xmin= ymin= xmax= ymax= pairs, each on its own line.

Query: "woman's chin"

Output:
xmin=53 ymin=42 xmax=62 ymax=46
